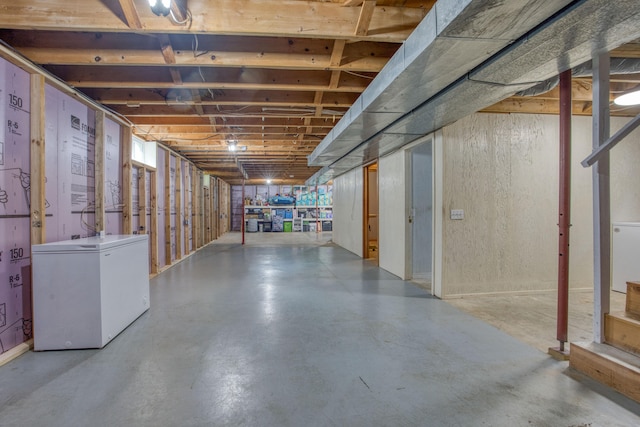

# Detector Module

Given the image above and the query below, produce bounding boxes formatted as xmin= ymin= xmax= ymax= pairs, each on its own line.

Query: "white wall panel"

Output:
xmin=333 ymin=168 xmax=363 ymax=257
xmin=611 ymin=116 xmax=640 ymax=223
xmin=379 ymin=150 xmax=408 ymax=279
xmin=440 ymin=113 xmax=640 ymax=297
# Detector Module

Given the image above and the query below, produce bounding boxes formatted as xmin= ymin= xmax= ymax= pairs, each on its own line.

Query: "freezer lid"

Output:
xmin=32 ymin=234 xmax=148 ymax=253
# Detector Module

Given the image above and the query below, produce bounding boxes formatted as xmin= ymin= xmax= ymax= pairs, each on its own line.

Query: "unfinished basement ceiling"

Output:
xmin=308 ymin=0 xmax=640 ymax=181
xmin=0 ymin=0 xmax=639 ymax=185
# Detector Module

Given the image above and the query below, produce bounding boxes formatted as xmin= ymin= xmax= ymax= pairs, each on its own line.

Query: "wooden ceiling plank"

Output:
xmin=313 ymin=92 xmax=324 ymax=117
xmin=158 ymin=34 xmax=177 ymax=64
xmin=85 ymin=87 xmax=358 ymax=107
xmin=169 ymin=68 xmax=184 ymax=84
xmin=170 ymin=0 xmax=188 ymax=23
xmin=329 ymin=70 xmax=342 ymax=89
xmin=68 ymin=79 xmax=365 ymax=93
xmin=330 ymin=39 xmax=347 ymax=67
xmin=158 ymin=135 xmax=322 ymax=143
xmin=117 ymin=0 xmax=143 ymax=30
xmin=110 ymin=104 xmax=347 ymax=117
xmin=0 ymin=0 xmax=425 ymax=42
xmin=132 ymin=115 xmax=337 ymax=123
xmin=17 ymin=47 xmax=388 ymax=72
xmin=355 ymin=1 xmax=377 ymax=37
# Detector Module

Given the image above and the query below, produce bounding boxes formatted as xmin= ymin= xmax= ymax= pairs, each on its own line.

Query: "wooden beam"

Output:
xmin=158 ymin=34 xmax=176 ymax=64
xmin=314 ymin=91 xmax=324 ymax=117
xmin=15 ymin=47 xmax=389 ymax=72
xmin=164 ymin=153 xmax=172 ymax=266
xmin=94 ymin=110 xmax=106 ymax=233
xmin=192 ymin=167 xmax=200 ymax=249
xmin=67 ymin=78 xmax=366 ymax=93
xmin=329 ymin=70 xmax=341 ymax=89
xmin=122 ymin=126 xmax=133 ymax=234
xmin=117 ymin=0 xmax=143 ymax=30
xmin=330 ymin=39 xmax=347 ymax=67
xmin=169 ymin=68 xmax=183 ymax=84
xmin=30 ymin=74 xmax=46 ymax=244
xmin=175 ymin=158 xmax=183 ymax=260
xmin=343 ymin=0 xmax=364 ymax=6
xmin=355 ymin=1 xmax=377 ymax=37
xmin=133 ymin=125 xmax=330 ymax=135
xmin=170 ymin=0 xmax=188 ymax=23
xmin=150 ymin=170 xmax=158 ymax=274
xmin=110 ymin=104 xmax=347 ymax=117
xmin=0 ymin=0 xmax=424 ymax=42
xmin=86 ymin=88 xmax=358 ymax=107
xmin=130 ymin=116 xmax=338 ymax=127
xmin=138 ymin=166 xmax=147 ymax=234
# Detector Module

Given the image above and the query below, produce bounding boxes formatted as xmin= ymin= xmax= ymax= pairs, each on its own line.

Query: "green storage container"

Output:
xmin=283 ymin=221 xmax=293 ymax=232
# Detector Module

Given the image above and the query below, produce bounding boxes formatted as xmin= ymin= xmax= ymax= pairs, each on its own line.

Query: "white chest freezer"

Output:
xmin=612 ymin=222 xmax=640 ymax=293
xmin=32 ymin=235 xmax=150 ymax=350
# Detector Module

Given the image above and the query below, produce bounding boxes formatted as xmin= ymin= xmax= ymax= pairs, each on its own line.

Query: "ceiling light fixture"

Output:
xmin=266 ymin=179 xmax=272 ymax=184
xmin=614 ymin=88 xmax=640 ymax=106
xmin=149 ymin=0 xmax=171 ymax=16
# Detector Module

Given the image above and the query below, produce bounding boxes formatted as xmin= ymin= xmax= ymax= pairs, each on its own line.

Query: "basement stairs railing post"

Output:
xmin=591 ymin=52 xmax=611 ymax=344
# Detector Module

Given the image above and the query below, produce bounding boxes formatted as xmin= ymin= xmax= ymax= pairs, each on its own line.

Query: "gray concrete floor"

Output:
xmin=1 ymin=232 xmax=640 ymax=427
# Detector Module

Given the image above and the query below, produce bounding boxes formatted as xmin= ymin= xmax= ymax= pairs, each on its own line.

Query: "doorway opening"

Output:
xmin=364 ymin=162 xmax=379 ymax=262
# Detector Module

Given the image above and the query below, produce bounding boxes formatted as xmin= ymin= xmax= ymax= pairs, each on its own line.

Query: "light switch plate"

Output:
xmin=450 ymin=209 xmax=464 ymax=220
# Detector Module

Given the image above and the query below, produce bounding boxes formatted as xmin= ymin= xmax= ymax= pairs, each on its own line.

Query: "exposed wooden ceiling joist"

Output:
xmin=1 ymin=0 xmax=637 ymax=184
xmin=0 ymin=0 xmax=426 ymax=42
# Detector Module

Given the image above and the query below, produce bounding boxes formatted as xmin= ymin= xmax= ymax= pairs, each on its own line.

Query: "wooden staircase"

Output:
xmin=570 ymin=282 xmax=640 ymax=403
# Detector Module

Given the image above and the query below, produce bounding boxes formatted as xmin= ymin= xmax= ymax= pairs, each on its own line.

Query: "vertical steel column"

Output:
xmin=592 ymin=52 xmax=611 ymax=343
xmin=556 ymin=70 xmax=572 ymax=351
xmin=242 ymin=179 xmax=246 ymax=245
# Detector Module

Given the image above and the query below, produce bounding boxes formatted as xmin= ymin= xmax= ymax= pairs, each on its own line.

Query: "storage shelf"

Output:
xmin=244 ymin=205 xmax=332 ymax=232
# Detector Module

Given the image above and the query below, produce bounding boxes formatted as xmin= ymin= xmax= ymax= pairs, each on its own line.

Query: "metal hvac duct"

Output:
xmin=308 ymin=0 xmax=640 ymax=182
xmin=308 ymin=0 xmax=576 ymax=168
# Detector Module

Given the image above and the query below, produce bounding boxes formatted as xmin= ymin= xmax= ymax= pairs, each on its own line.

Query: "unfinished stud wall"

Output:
xmin=218 ymin=180 xmax=230 ymax=235
xmin=440 ymin=113 xmax=640 ymax=297
xmin=333 ymin=167 xmax=364 ymax=257
xmin=0 ymin=49 xmax=229 ymax=357
xmin=0 ymin=58 xmax=32 ymax=355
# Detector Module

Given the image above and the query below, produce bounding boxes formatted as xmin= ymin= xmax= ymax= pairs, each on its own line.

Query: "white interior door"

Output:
xmin=411 ymin=140 xmax=433 ymax=283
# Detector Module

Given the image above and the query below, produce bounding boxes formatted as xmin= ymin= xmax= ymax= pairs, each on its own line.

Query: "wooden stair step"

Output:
xmin=627 ymin=281 xmax=640 ymax=317
xmin=605 ymin=312 xmax=640 ymax=356
xmin=570 ymin=341 xmax=640 ymax=403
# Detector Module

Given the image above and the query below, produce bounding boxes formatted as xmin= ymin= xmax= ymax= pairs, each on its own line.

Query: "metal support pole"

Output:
xmin=592 ymin=52 xmax=611 ymax=343
xmin=242 ymin=179 xmax=245 ymax=245
xmin=315 ymin=181 xmax=319 ymax=234
xmin=556 ymin=69 xmax=572 ymax=352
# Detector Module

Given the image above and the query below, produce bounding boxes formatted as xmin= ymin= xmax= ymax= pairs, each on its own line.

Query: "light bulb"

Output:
xmin=614 ymin=89 xmax=640 ymax=106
